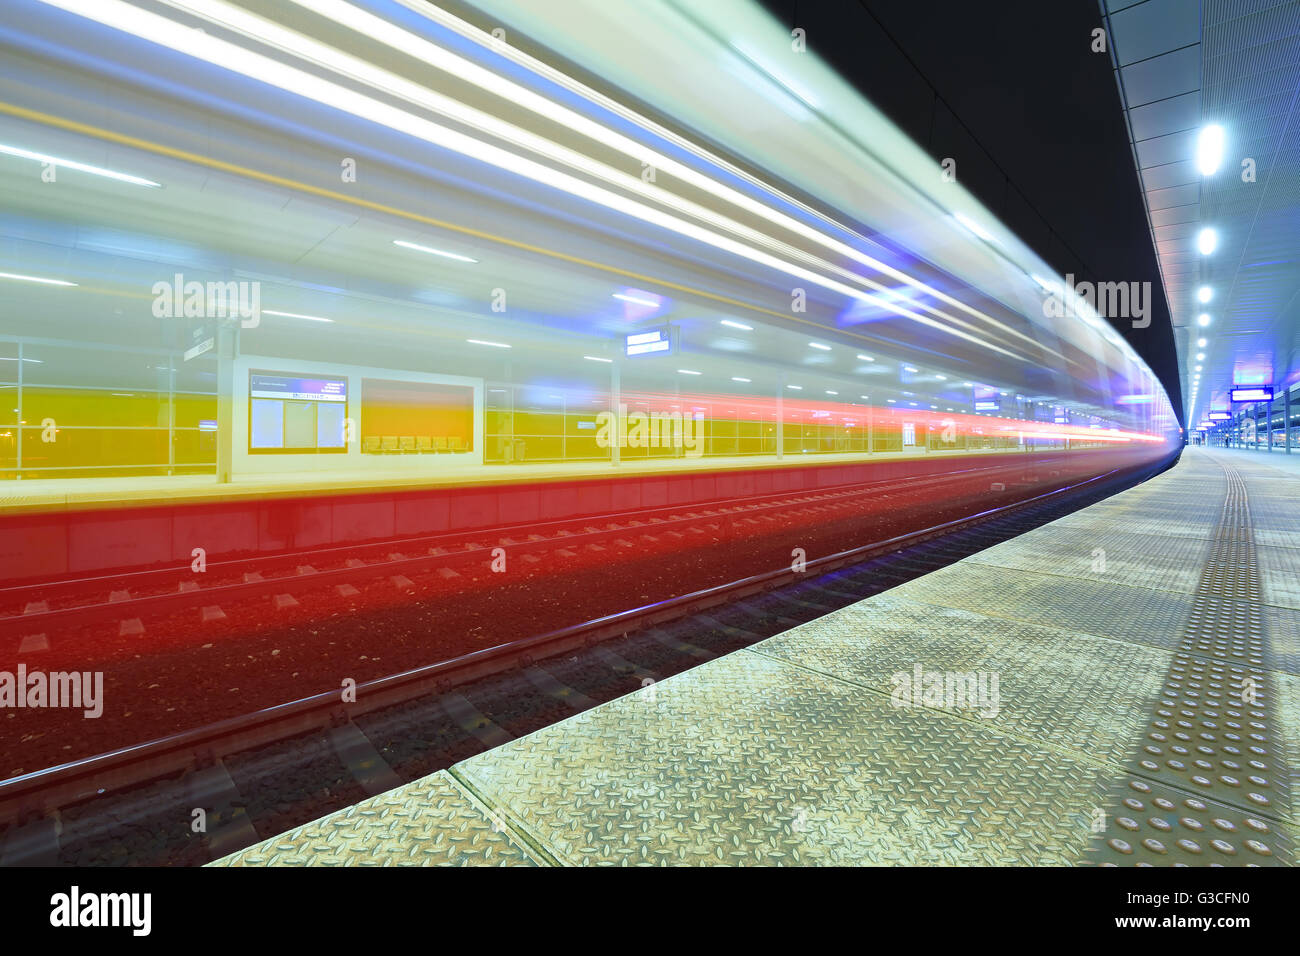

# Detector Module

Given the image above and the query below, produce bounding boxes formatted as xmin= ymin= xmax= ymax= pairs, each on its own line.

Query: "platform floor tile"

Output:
xmin=453 ymin=651 xmax=1110 ymax=866
xmin=209 ymin=770 xmax=548 ymax=866
xmin=750 ymin=593 xmax=1171 ymax=767
xmin=1264 ymin=607 xmax=1300 ymax=676
xmin=963 ymin=527 xmax=1210 ymax=595
xmin=1047 ymin=511 xmax=1220 ymax=541
xmin=1277 ymin=673 xmax=1300 ymax=825
xmin=884 ymin=563 xmax=1196 ymax=652
xmin=1257 ymin=545 xmax=1300 ymax=610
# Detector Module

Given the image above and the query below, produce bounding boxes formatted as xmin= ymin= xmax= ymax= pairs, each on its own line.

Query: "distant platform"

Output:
xmin=0 ymin=445 xmax=1029 ymax=515
xmin=213 ymin=447 xmax=1298 ymax=866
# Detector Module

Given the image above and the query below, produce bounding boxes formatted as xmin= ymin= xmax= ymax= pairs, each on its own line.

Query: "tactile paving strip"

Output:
xmin=1086 ymin=776 xmax=1291 ymax=866
xmin=1088 ymin=460 xmax=1295 ymax=865
xmin=208 ymin=770 xmax=548 ymax=866
xmin=454 ymin=652 xmax=1110 ymax=865
xmin=751 ymin=593 xmax=1170 ymax=767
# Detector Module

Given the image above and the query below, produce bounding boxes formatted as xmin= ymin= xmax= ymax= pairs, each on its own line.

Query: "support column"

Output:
xmin=866 ymin=396 xmax=873 ymax=456
xmin=167 ymin=358 xmax=176 ymax=476
xmin=609 ymin=363 xmax=620 ymax=467
xmin=215 ymin=324 xmax=238 ymax=484
xmin=775 ymin=382 xmax=784 ymax=461
xmin=1287 ymin=388 xmax=1292 ymax=455
xmin=14 ymin=340 xmax=22 ymax=480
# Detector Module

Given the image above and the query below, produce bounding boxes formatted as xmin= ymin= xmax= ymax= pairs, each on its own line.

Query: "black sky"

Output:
xmin=757 ymin=0 xmax=1183 ymax=423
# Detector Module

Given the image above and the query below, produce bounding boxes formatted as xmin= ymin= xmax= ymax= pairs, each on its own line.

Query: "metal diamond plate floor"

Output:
xmin=212 ymin=449 xmax=1299 ymax=866
xmin=211 ymin=770 xmax=547 ymax=866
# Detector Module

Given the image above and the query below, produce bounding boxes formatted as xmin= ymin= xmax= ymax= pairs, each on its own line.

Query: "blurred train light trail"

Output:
xmin=0 ymin=141 xmax=160 ymax=186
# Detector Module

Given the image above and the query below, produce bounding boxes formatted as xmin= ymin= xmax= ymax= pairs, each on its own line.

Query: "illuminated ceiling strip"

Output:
xmin=387 ymin=0 xmax=1058 ymax=355
xmin=0 ymin=270 xmax=77 ymax=286
xmin=0 ymin=142 xmax=160 ymax=186
xmin=38 ymin=0 xmax=1026 ymax=362
xmin=156 ymin=0 xmax=1038 ymax=362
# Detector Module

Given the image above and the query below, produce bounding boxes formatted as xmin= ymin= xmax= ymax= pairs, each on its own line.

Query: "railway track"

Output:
xmin=0 ymin=452 xmax=1176 ymax=864
xmin=0 ymin=456 xmax=1063 ymax=641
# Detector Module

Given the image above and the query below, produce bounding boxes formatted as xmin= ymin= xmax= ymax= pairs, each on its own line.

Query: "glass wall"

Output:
xmin=0 ymin=338 xmax=216 ymax=479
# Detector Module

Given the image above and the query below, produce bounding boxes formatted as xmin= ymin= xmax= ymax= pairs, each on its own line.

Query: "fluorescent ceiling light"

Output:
xmin=0 ymin=271 xmax=77 ymax=286
xmin=0 ymin=356 xmax=43 ymax=362
xmin=613 ymin=293 xmax=659 ymax=308
xmin=904 ymin=366 xmax=918 ymax=373
xmin=262 ymin=309 xmax=334 ymax=322
xmin=1197 ymin=228 xmax=1217 ymax=255
xmin=721 ymin=320 xmax=753 ymax=331
xmin=583 ymin=355 xmax=612 ymax=363
xmin=1197 ymin=286 xmax=1213 ymax=303
xmin=856 ymin=354 xmax=874 ymax=362
xmin=731 ymin=376 xmax=751 ymax=383
xmin=808 ymin=342 xmax=830 ymax=351
xmin=394 ymin=239 xmax=477 ymax=262
xmin=1197 ymin=314 xmax=1211 ymax=327
xmin=466 ymin=338 xmax=510 ymax=348
xmin=1196 ymin=125 xmax=1225 ymax=176
xmin=677 ymin=369 xmax=701 ymax=375
xmin=0 ymin=142 xmax=160 ymax=187
xmin=787 ymin=384 xmax=802 ymax=390
xmin=935 ymin=374 xmax=947 ymax=380
xmin=825 ymin=390 xmax=837 ymax=395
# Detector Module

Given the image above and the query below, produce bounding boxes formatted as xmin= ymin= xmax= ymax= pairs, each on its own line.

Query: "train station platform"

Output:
xmin=212 ymin=447 xmax=1297 ymax=866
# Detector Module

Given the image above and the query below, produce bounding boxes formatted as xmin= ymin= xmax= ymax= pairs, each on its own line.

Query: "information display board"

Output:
xmin=973 ymin=385 xmax=1000 ymax=413
xmin=249 ymin=371 xmax=348 ymax=453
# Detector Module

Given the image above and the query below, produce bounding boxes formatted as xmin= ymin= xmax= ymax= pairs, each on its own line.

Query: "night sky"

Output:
xmin=757 ymin=0 xmax=1183 ymax=424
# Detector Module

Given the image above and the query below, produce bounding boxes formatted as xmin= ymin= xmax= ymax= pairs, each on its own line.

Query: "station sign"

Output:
xmin=1208 ymin=412 xmax=1231 ymax=421
xmin=250 ymin=373 xmax=347 ymax=402
xmin=1229 ymin=386 xmax=1273 ymax=402
xmin=625 ymin=327 xmax=673 ymax=357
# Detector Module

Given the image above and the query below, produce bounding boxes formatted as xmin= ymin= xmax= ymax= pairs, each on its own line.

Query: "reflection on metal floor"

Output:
xmin=213 ymin=448 xmax=1298 ymax=866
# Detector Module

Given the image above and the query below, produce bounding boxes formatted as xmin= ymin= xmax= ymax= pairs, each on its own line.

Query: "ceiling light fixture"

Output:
xmin=1196 ymin=124 xmax=1225 ymax=176
xmin=1197 ymin=228 xmax=1218 ymax=255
